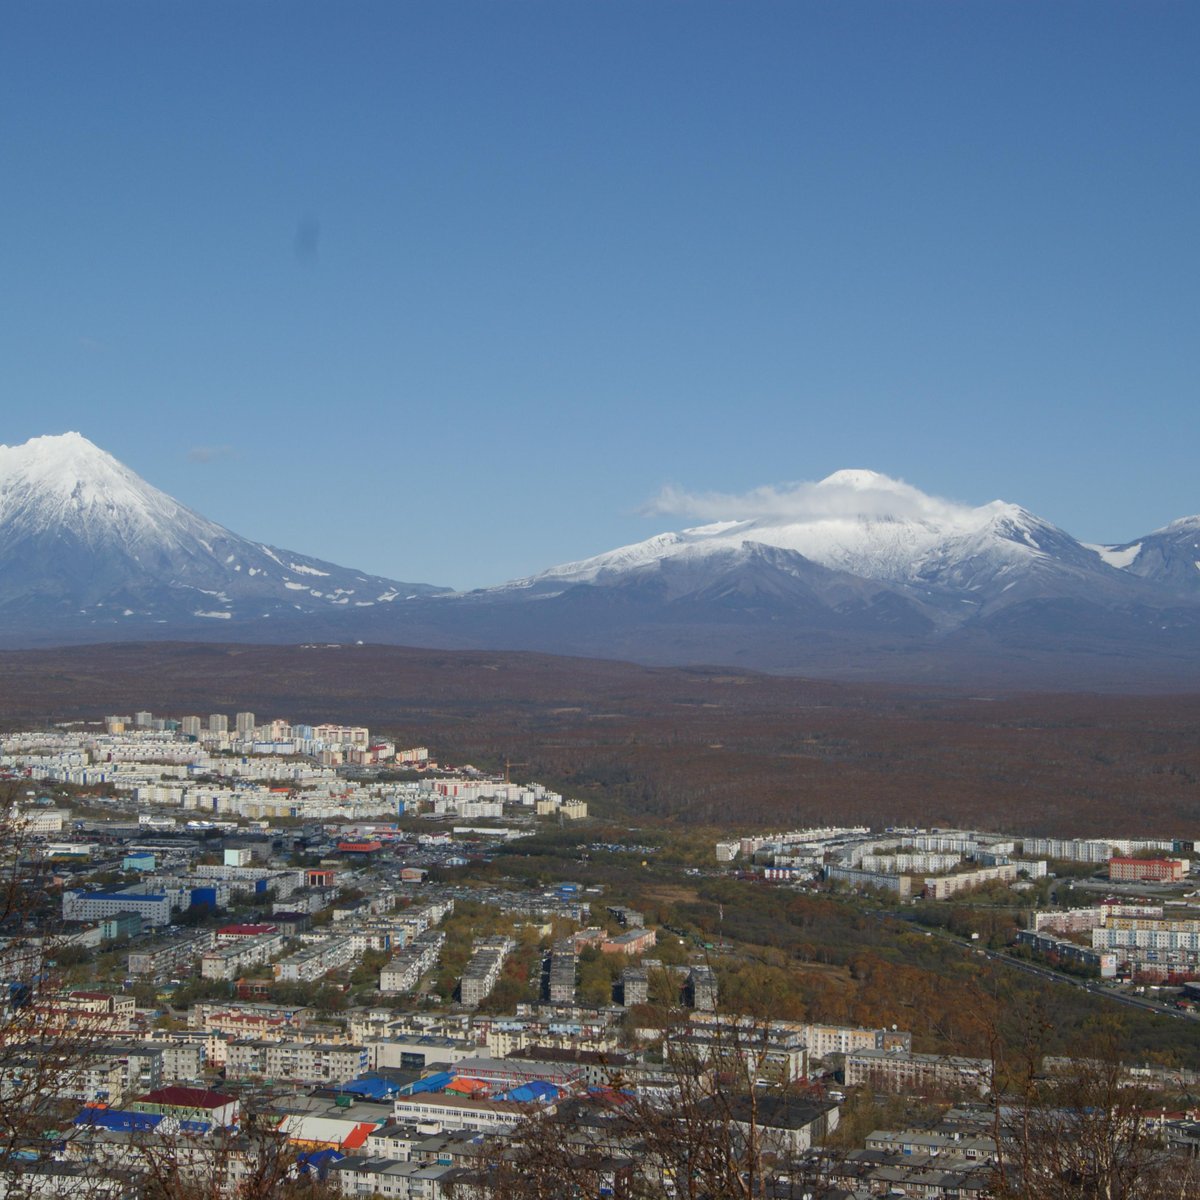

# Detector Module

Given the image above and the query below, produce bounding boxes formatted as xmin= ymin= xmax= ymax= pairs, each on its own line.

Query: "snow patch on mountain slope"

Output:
xmin=1086 ymin=543 xmax=1142 ymax=570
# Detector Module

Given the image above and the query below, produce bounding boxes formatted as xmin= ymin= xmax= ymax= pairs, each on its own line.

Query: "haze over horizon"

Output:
xmin=4 ymin=2 xmax=1197 ymax=590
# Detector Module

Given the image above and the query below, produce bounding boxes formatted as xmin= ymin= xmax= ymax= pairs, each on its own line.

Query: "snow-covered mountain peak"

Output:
xmin=1160 ymin=514 xmax=1200 ymax=534
xmin=1 ymin=431 xmax=129 ymax=494
xmin=0 ymin=432 xmax=444 ymax=625
xmin=0 ymin=431 xmax=216 ymax=548
xmin=815 ymin=468 xmax=898 ymax=491
xmin=508 ymin=473 xmax=1107 ymax=595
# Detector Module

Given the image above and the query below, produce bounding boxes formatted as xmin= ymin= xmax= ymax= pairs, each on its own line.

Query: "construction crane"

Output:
xmin=503 ymin=758 xmax=528 ymax=784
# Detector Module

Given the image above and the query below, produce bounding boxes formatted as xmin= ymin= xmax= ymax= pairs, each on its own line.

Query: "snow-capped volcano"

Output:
xmin=1 ymin=431 xmax=240 ymax=553
xmin=503 ymin=469 xmax=1116 ymax=603
xmin=0 ymin=432 xmax=444 ymax=634
xmin=3 ymin=438 xmax=1200 ymax=688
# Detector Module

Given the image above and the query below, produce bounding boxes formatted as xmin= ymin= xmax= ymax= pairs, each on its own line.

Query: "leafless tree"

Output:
xmin=984 ymin=1002 xmax=1200 ymax=1200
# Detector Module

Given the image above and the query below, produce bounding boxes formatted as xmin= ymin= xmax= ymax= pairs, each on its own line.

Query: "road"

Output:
xmin=881 ymin=910 xmax=1193 ymax=1021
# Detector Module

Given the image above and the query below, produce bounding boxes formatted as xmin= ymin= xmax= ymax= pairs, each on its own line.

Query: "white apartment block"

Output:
xmin=857 ymin=853 xmax=962 ymax=875
xmin=845 ymin=1049 xmax=991 ymax=1095
xmin=800 ymin=1023 xmax=913 ymax=1059
xmin=380 ymin=931 xmax=445 ymax=995
xmin=1034 ymin=904 xmax=1164 ymax=934
xmin=200 ymin=932 xmax=287 ymax=981
xmin=226 ymin=1039 xmax=368 ymax=1084
xmin=1093 ymin=927 xmax=1200 ymax=952
xmin=127 ymin=932 xmax=216 ymax=980
xmin=391 ymin=1093 xmax=523 ymax=1135
xmin=274 ymin=936 xmax=356 ymax=983
xmin=459 ymin=937 xmax=515 ymax=1007
xmin=923 ymin=863 xmax=1019 ymax=900
xmin=63 ymin=889 xmax=174 ymax=927
xmin=1021 ymin=837 xmax=1175 ymax=863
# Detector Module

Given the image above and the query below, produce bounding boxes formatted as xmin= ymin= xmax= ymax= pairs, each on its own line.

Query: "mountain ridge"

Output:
xmin=2 ymin=432 xmax=1199 ymax=689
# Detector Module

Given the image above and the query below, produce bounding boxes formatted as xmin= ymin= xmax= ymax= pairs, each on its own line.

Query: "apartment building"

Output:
xmin=460 ymin=937 xmax=515 ymax=1007
xmin=620 ymin=966 xmax=648 ymax=1007
xmin=600 ymin=928 xmax=656 ymax=956
xmin=225 ymin=1039 xmax=368 ymax=1085
xmin=200 ymin=931 xmax=286 ymax=981
xmin=274 ymin=936 xmax=356 ymax=983
xmin=845 ymin=1049 xmax=991 ymax=1095
xmin=799 ymin=1023 xmax=912 ymax=1059
xmin=547 ymin=941 xmax=576 ymax=1005
xmin=665 ymin=1020 xmax=808 ymax=1085
xmin=127 ymin=931 xmax=216 ymax=981
xmin=328 ymin=1156 xmax=456 ymax=1199
xmin=1033 ymin=904 xmax=1163 ymax=935
xmin=63 ymin=889 xmax=174 ymax=927
xmin=1017 ymin=930 xmax=1118 ymax=977
xmin=825 ymin=866 xmax=914 ymax=898
xmin=923 ymin=864 xmax=1018 ymax=900
xmin=380 ymin=931 xmax=445 ymax=995
xmin=1109 ymin=857 xmax=1187 ymax=883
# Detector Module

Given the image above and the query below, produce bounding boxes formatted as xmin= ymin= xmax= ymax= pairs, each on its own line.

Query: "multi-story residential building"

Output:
xmin=688 ymin=965 xmax=718 ymax=1013
xmin=95 ymin=1043 xmax=163 ymax=1096
xmin=1 ymin=1054 xmax=127 ymax=1108
xmin=127 ymin=931 xmax=216 ymax=981
xmin=845 ymin=1049 xmax=990 ymax=1095
xmin=923 ymin=864 xmax=1018 ymax=900
xmin=799 ymin=1023 xmax=912 ymax=1059
xmin=1092 ymin=926 xmax=1200 ymax=952
xmin=1033 ymin=904 xmax=1163 ymax=935
xmin=858 ymin=853 xmax=963 ymax=875
xmin=600 ymin=928 xmax=656 ymax=956
xmin=143 ymin=1032 xmax=207 ymax=1081
xmin=190 ymin=1001 xmax=313 ymax=1037
xmin=825 ymin=866 xmax=914 ymax=898
xmin=1109 ymin=857 xmax=1187 ymax=883
xmin=1017 ymin=930 xmax=1119 ymax=977
xmin=460 ymin=937 xmax=515 ymax=1007
xmin=621 ymin=966 xmax=649 ymax=1007
xmin=1022 ymin=837 xmax=1174 ymax=864
xmin=328 ymin=1155 xmax=457 ymax=1199
xmin=665 ymin=1020 xmax=808 ymax=1085
xmin=63 ymin=889 xmax=174 ymax=927
xmin=200 ymin=931 xmax=286 ymax=981
xmin=380 ymin=931 xmax=445 ymax=995
xmin=225 ymin=1039 xmax=368 ymax=1085
xmin=273 ymin=936 xmax=356 ymax=983
xmin=547 ymin=941 xmax=576 ymax=1005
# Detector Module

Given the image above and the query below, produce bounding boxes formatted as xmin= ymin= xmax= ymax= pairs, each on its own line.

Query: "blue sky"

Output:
xmin=3 ymin=1 xmax=1197 ymax=589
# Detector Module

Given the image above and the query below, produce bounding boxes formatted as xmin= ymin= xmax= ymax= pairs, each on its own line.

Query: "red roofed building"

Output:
xmin=277 ymin=1115 xmax=380 ymax=1150
xmin=217 ymin=924 xmax=279 ymax=941
xmin=337 ymin=841 xmax=383 ymax=856
xmin=130 ymin=1086 xmax=239 ymax=1127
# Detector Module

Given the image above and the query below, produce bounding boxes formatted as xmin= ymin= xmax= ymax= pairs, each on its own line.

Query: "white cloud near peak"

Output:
xmin=642 ymin=471 xmax=974 ymax=527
